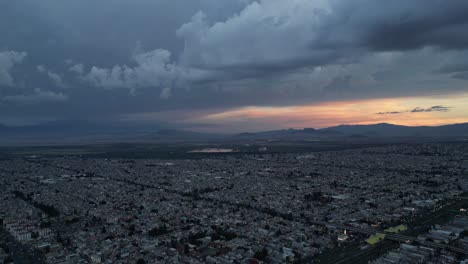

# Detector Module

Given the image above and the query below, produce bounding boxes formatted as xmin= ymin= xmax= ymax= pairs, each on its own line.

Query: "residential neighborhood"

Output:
xmin=1 ymin=143 xmax=467 ymax=263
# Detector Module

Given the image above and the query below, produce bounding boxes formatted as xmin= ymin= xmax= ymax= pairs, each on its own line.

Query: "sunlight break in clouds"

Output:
xmin=189 ymin=93 xmax=468 ymax=132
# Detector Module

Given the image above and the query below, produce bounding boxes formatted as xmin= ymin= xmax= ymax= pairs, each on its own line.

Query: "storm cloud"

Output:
xmin=1 ymin=0 xmax=468 ymax=127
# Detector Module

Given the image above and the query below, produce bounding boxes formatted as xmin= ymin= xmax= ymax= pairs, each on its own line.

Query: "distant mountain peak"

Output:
xmin=235 ymin=122 xmax=468 ymax=139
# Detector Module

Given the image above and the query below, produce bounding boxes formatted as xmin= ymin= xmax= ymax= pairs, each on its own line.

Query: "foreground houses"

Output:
xmin=373 ymin=216 xmax=468 ymax=264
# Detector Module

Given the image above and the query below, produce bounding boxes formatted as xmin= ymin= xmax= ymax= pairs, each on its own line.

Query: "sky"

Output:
xmin=1 ymin=0 xmax=468 ymax=132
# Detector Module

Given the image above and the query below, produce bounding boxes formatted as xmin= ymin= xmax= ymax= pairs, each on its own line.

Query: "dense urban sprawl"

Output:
xmin=1 ymin=143 xmax=467 ymax=263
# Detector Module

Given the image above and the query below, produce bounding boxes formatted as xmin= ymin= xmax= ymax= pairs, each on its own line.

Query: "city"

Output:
xmin=1 ymin=143 xmax=467 ymax=263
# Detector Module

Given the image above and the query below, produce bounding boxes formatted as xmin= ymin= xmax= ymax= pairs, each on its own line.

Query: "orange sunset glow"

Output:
xmin=192 ymin=93 xmax=468 ymax=132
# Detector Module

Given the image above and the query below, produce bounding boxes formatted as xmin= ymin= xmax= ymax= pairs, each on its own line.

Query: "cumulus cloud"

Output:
xmin=176 ymin=0 xmax=468 ymax=80
xmin=47 ymin=71 xmax=65 ymax=88
xmin=177 ymin=0 xmax=335 ymax=72
xmin=69 ymin=64 xmax=84 ymax=74
xmin=0 ymin=50 xmax=27 ymax=86
xmin=37 ymin=65 xmax=46 ymax=73
xmin=82 ymin=49 xmax=179 ymax=92
xmin=70 ymin=0 xmax=468 ymax=100
xmin=2 ymin=88 xmax=68 ymax=104
xmin=2 ymin=0 xmax=468 ymax=125
xmin=160 ymin=87 xmax=172 ymax=100
xmin=37 ymin=65 xmax=66 ymax=88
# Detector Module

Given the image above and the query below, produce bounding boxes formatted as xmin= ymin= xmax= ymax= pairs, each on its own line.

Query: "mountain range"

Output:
xmin=237 ymin=123 xmax=468 ymax=139
xmin=0 ymin=121 xmax=467 ymax=144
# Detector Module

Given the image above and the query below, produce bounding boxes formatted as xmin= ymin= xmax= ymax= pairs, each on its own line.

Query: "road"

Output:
xmin=324 ymin=197 xmax=468 ymax=264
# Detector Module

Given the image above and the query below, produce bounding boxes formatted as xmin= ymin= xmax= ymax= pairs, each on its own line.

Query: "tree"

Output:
xmin=4 ymin=256 xmax=13 ymax=264
xmin=253 ymin=247 xmax=268 ymax=261
xmin=148 ymin=225 xmax=168 ymax=237
xmin=461 ymin=230 xmax=468 ymax=238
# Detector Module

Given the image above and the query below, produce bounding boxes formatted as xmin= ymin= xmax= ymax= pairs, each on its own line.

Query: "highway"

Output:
xmin=317 ymin=197 xmax=468 ymax=263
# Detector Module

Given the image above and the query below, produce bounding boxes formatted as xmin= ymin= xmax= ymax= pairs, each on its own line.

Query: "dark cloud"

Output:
xmin=437 ymin=63 xmax=468 ymax=74
xmin=176 ymin=1 xmax=468 ymax=74
xmin=410 ymin=105 xmax=450 ymax=113
xmin=1 ymin=0 xmax=468 ymax=126
xmin=377 ymin=105 xmax=451 ymax=115
xmin=323 ymin=75 xmax=352 ymax=95
xmin=362 ymin=1 xmax=468 ymax=51
xmin=376 ymin=111 xmax=402 ymax=115
xmin=452 ymin=72 xmax=468 ymax=80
